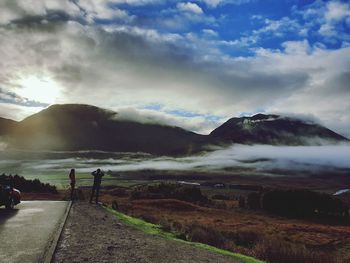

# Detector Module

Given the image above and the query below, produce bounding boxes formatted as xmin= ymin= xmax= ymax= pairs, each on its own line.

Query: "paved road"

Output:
xmin=0 ymin=201 xmax=70 ymax=263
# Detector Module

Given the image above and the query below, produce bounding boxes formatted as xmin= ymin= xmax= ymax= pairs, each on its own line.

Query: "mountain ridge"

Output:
xmin=210 ymin=113 xmax=348 ymax=145
xmin=0 ymin=104 xmax=348 ymax=155
xmin=2 ymin=104 xmax=209 ymax=155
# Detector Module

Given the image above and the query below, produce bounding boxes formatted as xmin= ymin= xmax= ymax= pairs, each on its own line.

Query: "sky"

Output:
xmin=0 ymin=0 xmax=349 ymax=136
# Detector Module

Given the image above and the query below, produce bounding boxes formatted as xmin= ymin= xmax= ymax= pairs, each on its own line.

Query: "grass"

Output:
xmin=102 ymin=195 xmax=350 ymax=263
xmin=105 ymin=206 xmax=264 ymax=263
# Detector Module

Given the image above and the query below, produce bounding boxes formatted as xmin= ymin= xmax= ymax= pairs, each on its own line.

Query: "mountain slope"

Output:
xmin=210 ymin=114 xmax=348 ymax=145
xmin=1 ymin=106 xmax=348 ymax=154
xmin=7 ymin=104 xmax=208 ymax=155
xmin=0 ymin=117 xmax=18 ymax=136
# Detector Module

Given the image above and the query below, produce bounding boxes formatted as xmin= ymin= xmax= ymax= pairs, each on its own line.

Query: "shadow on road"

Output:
xmin=0 ymin=208 xmax=19 ymax=224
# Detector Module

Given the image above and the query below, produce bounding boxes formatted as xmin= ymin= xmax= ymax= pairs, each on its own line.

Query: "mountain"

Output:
xmin=0 ymin=106 xmax=348 ymax=155
xmin=210 ymin=113 xmax=348 ymax=145
xmin=4 ymin=104 xmax=208 ymax=155
xmin=0 ymin=117 xmax=18 ymax=136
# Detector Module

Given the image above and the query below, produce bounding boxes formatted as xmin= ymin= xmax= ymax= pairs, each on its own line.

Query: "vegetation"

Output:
xmin=130 ymin=182 xmax=207 ymax=203
xmin=100 ymin=182 xmax=350 ymax=263
xmin=0 ymin=173 xmax=57 ymax=193
xmin=261 ymin=189 xmax=348 ymax=218
xmin=106 ymin=206 xmax=264 ymax=263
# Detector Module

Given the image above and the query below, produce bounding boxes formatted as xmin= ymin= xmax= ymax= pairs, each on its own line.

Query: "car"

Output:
xmin=0 ymin=185 xmax=21 ymax=209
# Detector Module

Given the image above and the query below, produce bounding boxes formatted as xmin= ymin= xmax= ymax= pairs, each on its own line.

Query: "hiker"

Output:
xmin=69 ymin=169 xmax=76 ymax=201
xmin=90 ymin=168 xmax=104 ymax=204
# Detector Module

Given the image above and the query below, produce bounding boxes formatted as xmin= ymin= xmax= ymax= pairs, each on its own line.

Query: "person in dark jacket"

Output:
xmin=89 ymin=168 xmax=104 ymax=204
xmin=69 ymin=169 xmax=76 ymax=201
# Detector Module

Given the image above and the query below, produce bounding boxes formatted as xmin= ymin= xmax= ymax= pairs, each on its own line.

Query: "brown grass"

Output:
xmin=100 ymin=192 xmax=350 ymax=263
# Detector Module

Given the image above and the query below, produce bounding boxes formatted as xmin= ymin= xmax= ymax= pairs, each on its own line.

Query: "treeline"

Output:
xmin=0 ymin=173 xmax=57 ymax=193
xmin=242 ymin=189 xmax=348 ymax=218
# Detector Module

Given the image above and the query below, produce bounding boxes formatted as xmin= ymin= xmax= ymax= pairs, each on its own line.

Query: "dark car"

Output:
xmin=0 ymin=185 xmax=21 ymax=209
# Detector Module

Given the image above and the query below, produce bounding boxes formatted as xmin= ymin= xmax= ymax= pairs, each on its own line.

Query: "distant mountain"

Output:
xmin=0 ymin=117 xmax=18 ymax=136
xmin=3 ymin=104 xmax=208 ymax=155
xmin=210 ymin=114 xmax=348 ymax=145
xmin=0 ymin=106 xmax=348 ymax=155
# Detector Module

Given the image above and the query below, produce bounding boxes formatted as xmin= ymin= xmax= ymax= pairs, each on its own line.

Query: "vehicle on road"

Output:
xmin=0 ymin=185 xmax=21 ymax=209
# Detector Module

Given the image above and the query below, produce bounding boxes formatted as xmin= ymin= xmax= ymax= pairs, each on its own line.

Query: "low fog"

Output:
xmin=1 ymin=144 xmax=350 ymax=176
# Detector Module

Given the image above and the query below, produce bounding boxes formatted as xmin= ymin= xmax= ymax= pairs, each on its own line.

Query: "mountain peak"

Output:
xmin=210 ymin=113 xmax=348 ymax=145
xmin=251 ymin=113 xmax=279 ymax=120
xmin=5 ymin=103 xmax=206 ymax=155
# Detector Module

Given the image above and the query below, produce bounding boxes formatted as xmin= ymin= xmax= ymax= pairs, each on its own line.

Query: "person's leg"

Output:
xmin=70 ymin=183 xmax=75 ymax=201
xmin=95 ymin=184 xmax=100 ymax=204
xmin=90 ymin=184 xmax=96 ymax=203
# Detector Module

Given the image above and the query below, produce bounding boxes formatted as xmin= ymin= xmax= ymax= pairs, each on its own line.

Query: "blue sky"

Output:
xmin=0 ymin=0 xmax=350 ymax=135
xmin=100 ymin=0 xmax=350 ymax=55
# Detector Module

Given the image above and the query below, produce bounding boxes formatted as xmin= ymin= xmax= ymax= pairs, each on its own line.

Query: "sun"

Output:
xmin=16 ymin=75 xmax=61 ymax=104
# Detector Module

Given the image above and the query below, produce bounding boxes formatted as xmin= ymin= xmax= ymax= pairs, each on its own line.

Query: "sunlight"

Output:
xmin=16 ymin=75 xmax=61 ymax=104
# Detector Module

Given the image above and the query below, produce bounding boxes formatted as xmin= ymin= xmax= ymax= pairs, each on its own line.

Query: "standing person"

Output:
xmin=90 ymin=168 xmax=104 ymax=204
xmin=69 ymin=169 xmax=76 ymax=201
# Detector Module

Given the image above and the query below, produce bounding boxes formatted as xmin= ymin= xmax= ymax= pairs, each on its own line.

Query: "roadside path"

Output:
xmin=53 ymin=201 xmax=243 ymax=263
xmin=0 ymin=201 xmax=70 ymax=263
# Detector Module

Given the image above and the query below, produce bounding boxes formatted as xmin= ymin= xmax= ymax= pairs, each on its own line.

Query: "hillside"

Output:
xmin=0 ymin=117 xmax=18 ymax=136
xmin=210 ymin=114 xmax=348 ymax=145
xmin=53 ymin=202 xmax=246 ymax=263
xmin=5 ymin=104 xmax=208 ymax=155
xmin=0 ymin=105 xmax=348 ymax=155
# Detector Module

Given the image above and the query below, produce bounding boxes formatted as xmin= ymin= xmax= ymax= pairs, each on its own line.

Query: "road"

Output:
xmin=0 ymin=201 xmax=70 ymax=263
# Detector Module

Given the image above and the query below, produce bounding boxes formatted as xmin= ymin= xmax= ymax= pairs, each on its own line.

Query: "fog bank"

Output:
xmin=1 ymin=144 xmax=350 ymax=176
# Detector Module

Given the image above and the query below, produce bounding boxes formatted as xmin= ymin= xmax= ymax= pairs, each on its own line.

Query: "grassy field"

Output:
xmin=96 ymin=183 xmax=350 ymax=263
xmin=105 ymin=206 xmax=264 ymax=263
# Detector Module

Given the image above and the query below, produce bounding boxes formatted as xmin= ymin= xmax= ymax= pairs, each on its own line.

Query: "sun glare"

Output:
xmin=16 ymin=75 xmax=61 ymax=104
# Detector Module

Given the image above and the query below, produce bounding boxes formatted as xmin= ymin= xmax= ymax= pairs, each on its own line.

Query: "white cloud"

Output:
xmin=254 ymin=17 xmax=303 ymax=38
xmin=202 ymin=29 xmax=218 ymax=38
xmin=1 ymin=20 xmax=350 ymax=136
xmin=319 ymin=23 xmax=336 ymax=37
xmin=108 ymin=0 xmax=162 ymax=5
xmin=0 ymin=1 xmax=350 ymax=139
xmin=325 ymin=1 xmax=350 ymax=22
xmin=298 ymin=1 xmax=350 ymax=40
xmin=200 ymin=0 xmax=251 ymax=8
xmin=201 ymin=0 xmax=222 ymax=8
xmin=0 ymin=103 xmax=44 ymax=121
xmin=177 ymin=2 xmax=203 ymax=14
xmin=76 ymin=0 xmax=133 ymax=22
xmin=114 ymin=107 xmax=222 ymax=134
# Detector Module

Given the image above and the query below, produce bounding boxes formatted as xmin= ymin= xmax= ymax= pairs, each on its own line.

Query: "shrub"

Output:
xmin=211 ymin=194 xmax=230 ymax=200
xmin=247 ymin=192 xmax=261 ymax=209
xmin=262 ymin=189 xmax=348 ymax=218
xmin=186 ymin=224 xmax=226 ymax=247
xmin=255 ymin=238 xmax=343 ymax=263
xmin=226 ymin=230 xmax=261 ymax=249
xmin=0 ymin=173 xmax=57 ymax=193
xmin=238 ymin=196 xmax=246 ymax=208
xmin=130 ymin=182 xmax=207 ymax=203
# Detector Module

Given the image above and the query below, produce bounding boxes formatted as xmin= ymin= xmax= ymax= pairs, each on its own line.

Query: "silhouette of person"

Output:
xmin=69 ymin=169 xmax=76 ymax=201
xmin=89 ymin=168 xmax=104 ymax=204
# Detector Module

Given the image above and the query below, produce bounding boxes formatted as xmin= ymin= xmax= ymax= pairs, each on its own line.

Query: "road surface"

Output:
xmin=0 ymin=201 xmax=70 ymax=263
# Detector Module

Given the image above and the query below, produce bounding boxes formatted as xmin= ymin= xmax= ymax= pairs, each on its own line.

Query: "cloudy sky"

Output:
xmin=0 ymin=0 xmax=349 ymax=136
